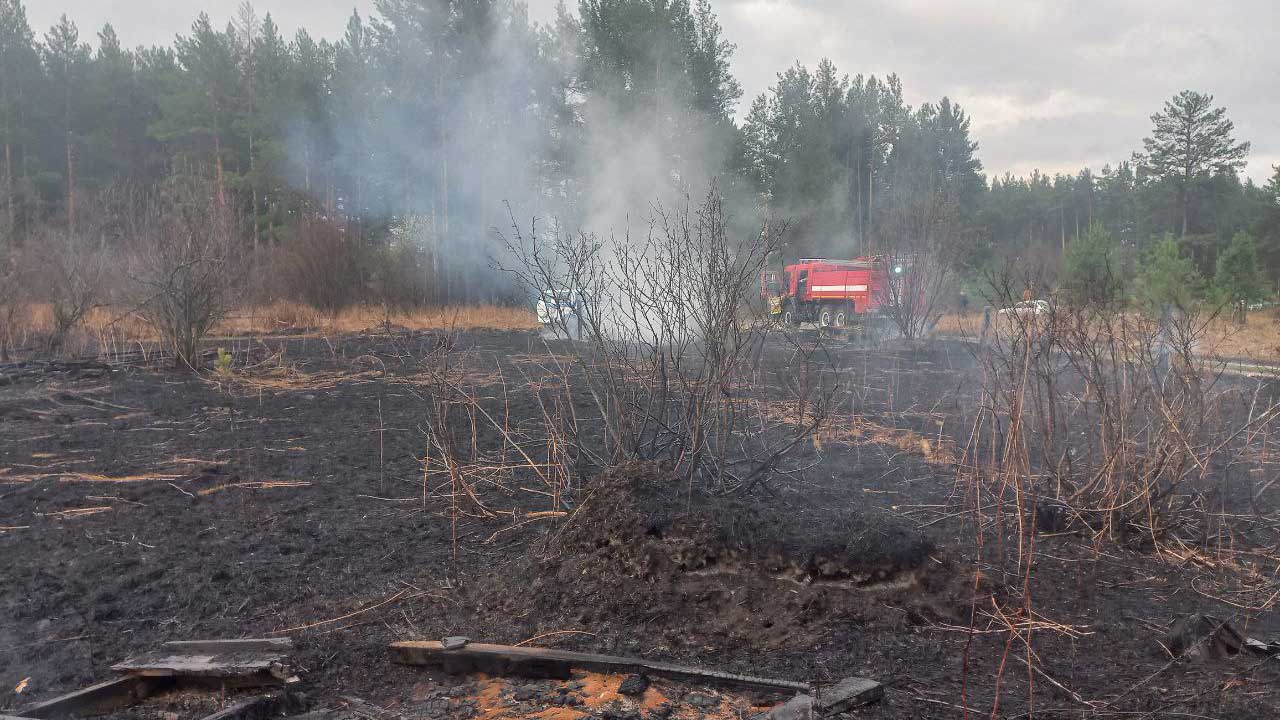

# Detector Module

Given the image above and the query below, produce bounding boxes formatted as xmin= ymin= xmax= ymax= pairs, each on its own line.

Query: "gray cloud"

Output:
xmin=28 ymin=0 xmax=1280 ymax=183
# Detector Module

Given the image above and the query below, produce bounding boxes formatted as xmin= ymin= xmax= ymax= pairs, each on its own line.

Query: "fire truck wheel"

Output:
xmin=833 ymin=307 xmax=849 ymax=329
xmin=818 ymin=306 xmax=834 ymax=328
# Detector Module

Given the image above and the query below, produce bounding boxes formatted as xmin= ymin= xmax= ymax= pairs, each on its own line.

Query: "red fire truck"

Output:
xmin=760 ymin=257 xmax=895 ymax=328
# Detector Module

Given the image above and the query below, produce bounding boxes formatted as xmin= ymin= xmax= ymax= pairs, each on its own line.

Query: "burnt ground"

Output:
xmin=2 ymin=329 xmax=1280 ymax=719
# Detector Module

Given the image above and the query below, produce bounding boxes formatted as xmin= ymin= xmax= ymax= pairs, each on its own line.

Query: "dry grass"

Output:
xmin=219 ymin=302 xmax=540 ymax=335
xmin=815 ymin=415 xmax=957 ymax=465
xmin=15 ymin=304 xmax=153 ymax=356
xmin=934 ymin=306 xmax=1280 ymax=363
xmin=197 ymin=480 xmax=311 ymax=496
xmin=933 ymin=310 xmax=985 ymax=338
xmin=9 ymin=301 xmax=539 ymax=357
xmin=1200 ymin=307 xmax=1280 ymax=361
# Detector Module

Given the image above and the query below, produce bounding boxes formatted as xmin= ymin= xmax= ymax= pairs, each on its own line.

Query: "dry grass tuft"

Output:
xmin=197 ymin=480 xmax=311 ymax=496
xmin=932 ymin=310 xmax=984 ymax=338
xmin=11 ymin=301 xmax=538 ymax=356
xmin=1200 ymin=306 xmax=1280 ymax=361
xmin=217 ymin=302 xmax=539 ymax=335
xmin=815 ymin=416 xmax=957 ymax=465
xmin=935 ymin=306 xmax=1280 ymax=364
xmin=63 ymin=472 xmax=183 ymax=483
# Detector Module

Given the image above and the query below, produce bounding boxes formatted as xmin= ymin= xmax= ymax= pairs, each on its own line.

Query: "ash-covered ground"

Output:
xmin=2 ymin=329 xmax=1279 ymax=718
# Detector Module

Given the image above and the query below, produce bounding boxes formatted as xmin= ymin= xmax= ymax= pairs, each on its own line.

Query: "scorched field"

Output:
xmin=3 ymin=326 xmax=1280 ymax=719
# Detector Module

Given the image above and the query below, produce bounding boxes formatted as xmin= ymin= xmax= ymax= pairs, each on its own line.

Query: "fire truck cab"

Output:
xmin=761 ymin=257 xmax=889 ymax=328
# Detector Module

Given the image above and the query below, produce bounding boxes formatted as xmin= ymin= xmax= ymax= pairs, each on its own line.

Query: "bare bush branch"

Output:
xmin=875 ymin=187 xmax=961 ymax=340
xmin=125 ymin=176 xmax=240 ymax=368
xmin=497 ymin=186 xmax=844 ymax=494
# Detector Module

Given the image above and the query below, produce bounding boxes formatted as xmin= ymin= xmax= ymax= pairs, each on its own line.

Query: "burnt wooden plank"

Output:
xmin=390 ymin=640 xmax=811 ymax=695
xmin=21 ymin=676 xmax=172 ymax=719
xmin=814 ymin=677 xmax=883 ymax=714
xmin=753 ymin=694 xmax=814 ymax=720
xmin=112 ymin=638 xmax=291 ymax=685
xmin=162 ymin=639 xmax=292 ymax=655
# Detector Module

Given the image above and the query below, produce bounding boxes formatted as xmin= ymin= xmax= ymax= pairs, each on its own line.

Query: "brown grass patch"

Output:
xmin=220 ymin=302 xmax=539 ymax=335
xmin=816 ymin=416 xmax=956 ymax=466
xmin=16 ymin=304 xmax=154 ymax=356
xmin=12 ymin=301 xmax=538 ymax=356
xmin=1199 ymin=307 xmax=1280 ymax=361
xmin=933 ymin=310 xmax=984 ymax=338
xmin=225 ymin=365 xmax=384 ymax=392
xmin=935 ymin=306 xmax=1280 ymax=364
xmin=756 ymin=398 xmax=955 ymax=467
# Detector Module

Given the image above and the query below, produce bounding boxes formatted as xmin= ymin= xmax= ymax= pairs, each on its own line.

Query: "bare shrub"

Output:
xmin=966 ymin=264 xmax=1280 ymax=546
xmin=875 ymin=188 xmax=961 ymax=340
xmin=499 ymin=188 xmax=843 ymax=493
xmin=28 ymin=219 xmax=111 ymax=352
xmin=957 ymin=245 xmax=1280 ymax=720
xmin=126 ymin=177 xmax=240 ymax=368
xmin=278 ymin=216 xmax=372 ymax=314
xmin=0 ymin=245 xmax=21 ymax=361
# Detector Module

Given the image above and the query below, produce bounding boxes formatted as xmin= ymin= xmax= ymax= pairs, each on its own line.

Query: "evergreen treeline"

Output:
xmin=1 ymin=0 xmax=1277 ymax=305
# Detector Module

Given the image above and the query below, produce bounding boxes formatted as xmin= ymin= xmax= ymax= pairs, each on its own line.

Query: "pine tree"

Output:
xmin=40 ymin=14 xmax=91 ymax=233
xmin=1135 ymin=234 xmax=1200 ymax=313
xmin=1138 ymin=90 xmax=1250 ymax=238
xmin=83 ymin=24 xmax=158 ymax=187
xmin=154 ymin=13 xmax=240 ymax=207
xmin=331 ymin=10 xmax=374 ymax=217
xmin=0 ymin=0 xmax=41 ymax=239
xmin=1257 ymin=166 xmax=1280 ymax=285
xmin=686 ymin=0 xmax=741 ymax=120
xmin=234 ymin=8 xmax=293 ymax=248
xmin=1214 ymin=231 xmax=1268 ymax=323
xmin=576 ymin=0 xmax=742 ymax=192
xmin=1061 ymin=220 xmax=1128 ymax=310
xmin=287 ymin=28 xmax=333 ymax=201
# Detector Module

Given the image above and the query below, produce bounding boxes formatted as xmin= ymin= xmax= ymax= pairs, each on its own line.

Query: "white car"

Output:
xmin=998 ymin=299 xmax=1051 ymax=317
xmin=536 ymin=289 xmax=585 ymax=334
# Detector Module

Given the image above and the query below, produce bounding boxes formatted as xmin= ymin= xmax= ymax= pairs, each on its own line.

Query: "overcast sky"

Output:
xmin=28 ymin=0 xmax=1280 ymax=184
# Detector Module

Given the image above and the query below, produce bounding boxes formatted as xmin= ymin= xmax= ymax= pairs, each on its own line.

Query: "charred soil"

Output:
xmin=2 ymin=330 xmax=1279 ymax=718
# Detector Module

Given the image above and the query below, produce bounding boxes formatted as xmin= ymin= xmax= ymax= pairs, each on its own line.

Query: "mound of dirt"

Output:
xmin=470 ymin=461 xmax=955 ymax=656
xmin=556 ymin=461 xmax=936 ymax=588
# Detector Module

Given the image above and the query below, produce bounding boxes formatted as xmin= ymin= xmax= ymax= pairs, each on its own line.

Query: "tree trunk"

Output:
xmin=853 ymin=146 xmax=863 ymax=253
xmin=4 ymin=142 xmax=13 ymax=236
xmin=66 ymin=138 xmax=75 ymax=236
xmin=867 ymin=162 xmax=873 ymax=252
xmin=250 ymin=128 xmax=260 ymax=252
xmin=441 ymin=154 xmax=449 ymax=301
xmin=434 ymin=35 xmax=447 ymax=304
xmin=1060 ymin=204 xmax=1065 ymax=253
xmin=1181 ymin=174 xmax=1189 ymax=238
xmin=214 ymin=132 xmax=226 ymax=208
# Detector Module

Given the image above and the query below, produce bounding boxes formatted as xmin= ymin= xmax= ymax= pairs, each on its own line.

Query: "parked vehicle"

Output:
xmin=998 ymin=299 xmax=1051 ymax=317
xmin=536 ymin=289 xmax=585 ymax=337
xmin=760 ymin=257 xmax=894 ymax=329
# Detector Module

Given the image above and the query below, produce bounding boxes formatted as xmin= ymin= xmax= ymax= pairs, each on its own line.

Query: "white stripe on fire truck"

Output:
xmin=810 ymin=285 xmax=868 ymax=292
